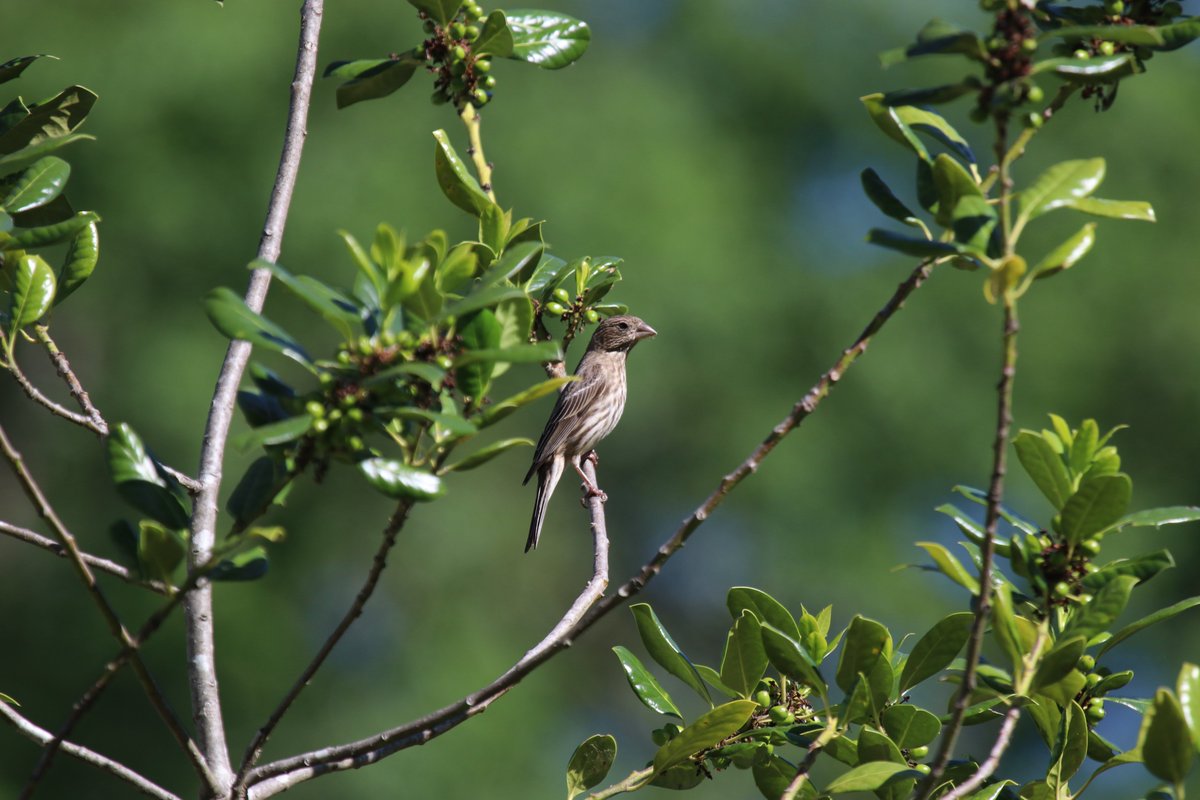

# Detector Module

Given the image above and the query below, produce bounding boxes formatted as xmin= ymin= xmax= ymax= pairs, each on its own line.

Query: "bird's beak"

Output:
xmin=635 ymin=322 xmax=657 ymax=340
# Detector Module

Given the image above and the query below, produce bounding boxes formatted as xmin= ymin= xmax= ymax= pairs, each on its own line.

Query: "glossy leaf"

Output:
xmin=1141 ymin=689 xmax=1194 ymax=783
xmin=631 ymin=603 xmax=711 ymax=705
xmin=861 ymin=94 xmax=928 ymax=160
xmin=720 ymin=611 xmax=768 ymax=698
xmin=358 ymin=458 xmax=444 ymax=501
xmin=505 ymin=10 xmax=591 ymax=69
xmin=1047 ymin=701 xmax=1088 ymax=789
xmin=962 ymin=781 xmax=1015 ymax=800
xmin=209 ymin=545 xmax=269 ymax=581
xmin=52 ymin=219 xmax=98 ymax=305
xmin=753 ymin=755 xmax=801 ymax=800
xmin=651 ymin=700 xmax=756 ymax=773
xmin=1014 ymin=430 xmax=1072 ymax=509
xmin=1109 ymin=505 xmax=1200 ymax=534
xmin=455 ymin=309 xmax=501 ymax=400
xmin=1156 ymin=17 xmax=1200 ymax=50
xmin=900 ymin=611 xmax=973 ymax=692
xmin=107 ymin=423 xmax=189 ymax=529
xmin=1100 ymin=596 xmax=1200 ymax=657
xmin=473 ymin=10 xmax=514 ymax=57
xmin=861 ymin=168 xmax=920 ymax=227
xmin=882 ymin=704 xmax=940 ymax=749
xmin=1017 ymin=158 xmax=1105 ymax=223
xmin=760 ymin=624 xmax=826 ymax=696
xmin=565 ymin=734 xmax=616 ymax=800
xmin=835 ymin=616 xmax=891 ymax=694
xmin=442 ymin=284 xmax=527 ymax=321
xmin=2 ymin=156 xmax=69 ymax=213
xmin=406 ymin=0 xmax=461 ymax=24
xmin=0 ymin=86 xmax=96 ymax=153
xmin=326 ymin=56 xmax=422 ymax=109
xmin=452 ymin=341 xmax=561 ymax=366
xmin=484 ymin=240 xmax=543 ymax=286
xmin=1065 ymin=197 xmax=1155 ymax=222
xmin=1179 ymin=663 xmax=1200 ymax=750
xmin=4 ymin=210 xmax=98 ymax=250
xmin=477 ymin=376 xmax=574 ymax=427
xmin=1041 ymin=24 xmax=1167 ymax=47
xmin=205 ymin=287 xmax=313 ymax=367
xmin=824 ymin=762 xmax=921 ymax=794
xmin=611 ymin=646 xmax=681 ymax=719
xmin=1062 ymin=575 xmax=1137 ymax=641
xmin=439 ymin=438 xmax=532 ymax=474
xmin=727 ymin=586 xmax=801 ymax=640
xmin=433 ymin=129 xmax=492 ymax=217
xmin=857 ymin=728 xmax=912 ymax=800
xmin=881 ymin=81 xmax=979 ymax=107
xmin=363 ymin=362 xmax=446 ymax=389
xmin=648 ymin=763 xmax=705 ymax=790
xmin=866 ymin=229 xmax=962 ymax=259
xmin=1058 ymin=474 xmax=1132 ymax=545
xmin=136 ymin=520 xmax=185 ymax=583
xmin=0 ymin=54 xmax=49 ymax=86
xmin=232 ymin=414 xmax=313 ymax=451
xmin=932 ymin=152 xmax=982 ymax=227
xmin=259 ymin=260 xmax=360 ymax=340
xmin=0 ymin=132 xmax=92 ymax=176
xmin=1081 ymin=549 xmax=1174 ymax=592
xmin=8 ymin=253 xmax=55 ymax=328
xmin=991 ymin=583 xmax=1024 ymax=667
xmin=226 ymin=457 xmax=290 ymax=528
xmin=881 ymin=18 xmax=987 ymax=65
xmin=1033 ymin=223 xmax=1095 ymax=280
xmin=1032 ymin=637 xmax=1086 ymax=692
xmin=1032 ymin=54 xmax=1137 ymax=82
xmin=915 ymin=542 xmax=979 ymax=594
xmin=693 ymin=664 xmax=739 ymax=699
xmin=899 ymin=104 xmax=975 ymax=164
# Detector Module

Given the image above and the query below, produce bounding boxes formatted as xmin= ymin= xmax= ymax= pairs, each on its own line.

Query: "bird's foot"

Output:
xmin=585 ymin=450 xmax=600 ymax=466
xmin=579 ymin=483 xmax=608 ymax=505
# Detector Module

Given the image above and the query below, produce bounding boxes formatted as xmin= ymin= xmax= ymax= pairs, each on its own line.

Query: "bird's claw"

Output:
xmin=580 ymin=484 xmax=608 ymax=505
xmin=585 ymin=450 xmax=600 ymax=466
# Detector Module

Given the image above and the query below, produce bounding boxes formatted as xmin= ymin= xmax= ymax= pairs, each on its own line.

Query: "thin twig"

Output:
xmin=780 ymin=724 xmax=837 ymax=800
xmin=244 ymin=260 xmax=933 ymax=796
xmin=245 ymin=459 xmax=611 ymax=798
xmin=4 ymin=357 xmax=102 ymax=433
xmin=184 ymin=0 xmax=324 ymax=791
xmin=583 ymin=766 xmax=654 ymax=799
xmin=34 ymin=325 xmax=109 ymax=436
xmin=921 ymin=300 xmax=1019 ymax=794
xmin=233 ymin=500 xmax=415 ymax=789
xmin=0 ymin=521 xmax=173 ymax=595
xmin=1 ymin=701 xmax=183 ymax=800
xmin=0 ymin=423 xmax=217 ymax=795
xmin=939 ymin=705 xmax=1021 ymax=800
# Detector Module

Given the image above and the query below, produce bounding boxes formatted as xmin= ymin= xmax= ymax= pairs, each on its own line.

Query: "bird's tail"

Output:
xmin=526 ymin=457 xmax=564 ymax=552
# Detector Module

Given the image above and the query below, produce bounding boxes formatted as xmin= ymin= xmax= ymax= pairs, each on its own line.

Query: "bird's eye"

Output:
xmin=618 ymin=321 xmax=629 ymax=330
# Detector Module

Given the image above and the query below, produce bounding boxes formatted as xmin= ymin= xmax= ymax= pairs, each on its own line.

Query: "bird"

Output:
xmin=523 ymin=314 xmax=657 ymax=551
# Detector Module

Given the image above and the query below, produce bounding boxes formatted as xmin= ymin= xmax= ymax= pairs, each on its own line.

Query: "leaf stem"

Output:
xmin=583 ymin=766 xmax=655 ymax=799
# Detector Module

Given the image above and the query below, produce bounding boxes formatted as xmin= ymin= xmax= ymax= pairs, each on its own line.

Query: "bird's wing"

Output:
xmin=523 ymin=362 xmax=603 ymax=482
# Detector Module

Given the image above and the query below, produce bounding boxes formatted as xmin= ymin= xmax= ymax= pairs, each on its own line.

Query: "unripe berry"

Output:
xmin=1087 ymin=700 xmax=1106 ymax=721
xmin=553 ymin=287 xmax=571 ymax=303
xmin=1086 ymin=672 xmax=1102 ymax=689
xmin=465 ymin=25 xmax=480 ymax=39
xmin=482 ymin=75 xmax=497 ymax=89
xmin=651 ymin=727 xmax=669 ymax=746
xmin=1080 ymin=538 xmax=1101 ymax=556
xmin=348 ymin=407 xmax=365 ymax=423
xmin=545 ymin=301 xmax=566 ymax=315
xmin=1098 ymin=41 xmax=1116 ymax=57
xmin=585 ymin=309 xmax=600 ymax=323
xmin=474 ymin=57 xmax=492 ymax=73
xmin=1026 ymin=85 xmax=1044 ymax=104
xmin=313 ymin=418 xmax=330 ymax=434
xmin=909 ymin=745 xmax=929 ymax=758
xmin=305 ymin=400 xmax=325 ymax=418
xmin=1078 ymin=654 xmax=1096 ymax=672
xmin=347 ymin=435 xmax=365 ymax=450
xmin=1053 ymin=581 xmax=1071 ymax=597
xmin=450 ymin=22 xmax=466 ymax=38
xmin=451 ymin=46 xmax=467 ymax=62
xmin=1073 ymin=49 xmax=1090 ymax=60
xmin=915 ymin=764 xmax=932 ymax=775
xmin=768 ymin=705 xmax=789 ymax=724
xmin=472 ymin=88 xmax=489 ymax=106
xmin=436 ymin=355 xmax=454 ymax=370
xmin=754 ymin=690 xmax=771 ymax=707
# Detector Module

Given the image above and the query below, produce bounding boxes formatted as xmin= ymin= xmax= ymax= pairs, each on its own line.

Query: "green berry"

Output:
xmin=347 ymin=435 xmax=364 ymax=450
xmin=318 ymin=372 xmax=334 ymax=385
xmin=545 ymin=301 xmax=566 ymax=315
xmin=1086 ymin=672 xmax=1102 ymax=689
xmin=909 ymin=745 xmax=929 ymax=759
xmin=474 ymin=57 xmax=492 ymax=73
xmin=651 ymin=727 xmax=669 ymax=746
xmin=305 ymin=400 xmax=325 ymax=418
xmin=1026 ymin=84 xmax=1044 ymax=104
xmin=1086 ymin=700 xmax=1106 ymax=721
xmin=451 ymin=45 xmax=467 ymax=62
xmin=451 ymin=60 xmax=467 ymax=76
xmin=585 ymin=309 xmax=600 ymax=323
xmin=1021 ymin=38 xmax=1038 ymax=53
xmin=1098 ymin=41 xmax=1116 ymax=57
xmin=1078 ymin=654 xmax=1096 ymax=672
xmin=1024 ymin=112 xmax=1043 ymax=130
xmin=413 ymin=45 xmax=427 ymax=59
xmin=472 ymin=88 xmax=489 ymax=106
xmin=313 ymin=418 xmax=330 ymax=434
xmin=914 ymin=764 xmax=932 ymax=775
xmin=450 ymin=22 xmax=466 ymax=38
xmin=754 ymin=690 xmax=771 ymax=707
xmin=768 ymin=705 xmax=789 ymax=725
xmin=553 ymin=287 xmax=571 ymax=303
xmin=436 ymin=355 xmax=454 ymax=370
xmin=348 ymin=407 xmax=365 ymax=423
xmin=337 ymin=350 xmax=353 ymax=365
xmin=482 ymin=75 xmax=497 ymax=89
xmin=1104 ymin=0 xmax=1124 ymax=14
xmin=1079 ymin=593 xmax=1094 ymax=604
xmin=1053 ymin=581 xmax=1071 ymax=598
xmin=1073 ymin=49 xmax=1090 ymax=60
xmin=465 ymin=25 xmax=480 ymax=39
xmin=1080 ymin=538 xmax=1101 ymax=556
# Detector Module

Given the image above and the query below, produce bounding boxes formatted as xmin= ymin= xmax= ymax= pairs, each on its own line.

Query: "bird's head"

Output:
xmin=586 ymin=314 xmax=657 ymax=353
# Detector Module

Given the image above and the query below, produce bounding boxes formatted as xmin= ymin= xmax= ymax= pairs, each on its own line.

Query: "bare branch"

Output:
xmin=233 ymin=500 xmax=415 ymax=788
xmin=939 ymin=705 xmax=1021 ymax=800
xmin=34 ymin=325 xmax=110 ymax=436
xmin=4 ymin=357 xmax=103 ymax=434
xmin=1 ymin=701 xmax=183 ymax=800
xmin=0 ymin=520 xmax=173 ymax=595
xmin=0 ymin=423 xmax=216 ymax=794
xmin=184 ymin=0 xmax=324 ymax=790
xmin=246 ymin=261 xmax=932 ymax=795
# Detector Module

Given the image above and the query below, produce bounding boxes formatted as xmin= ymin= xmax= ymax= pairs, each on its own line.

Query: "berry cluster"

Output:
xmin=971 ymin=6 xmax=1039 ymax=122
xmin=1035 ymin=536 xmax=1102 ymax=608
xmin=543 ymin=286 xmax=601 ymax=325
xmin=415 ymin=2 xmax=497 ymax=108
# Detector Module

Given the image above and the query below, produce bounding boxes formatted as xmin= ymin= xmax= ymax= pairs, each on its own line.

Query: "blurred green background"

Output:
xmin=2 ymin=1 xmax=1199 ymax=797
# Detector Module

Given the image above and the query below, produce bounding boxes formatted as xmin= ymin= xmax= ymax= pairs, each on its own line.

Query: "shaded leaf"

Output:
xmin=835 ymin=616 xmax=891 ymax=694
xmin=727 ymin=586 xmax=801 ymax=640
xmin=720 ymin=611 xmax=768 ymax=698
xmin=882 ymin=704 xmax=940 ymax=749
xmin=915 ymin=541 xmax=979 ymax=594
xmin=226 ymin=457 xmax=290 ymax=528
xmin=861 ymin=167 xmax=920 ymax=226
xmin=136 ymin=520 xmax=185 ymax=583
xmin=565 ymin=734 xmax=616 ymax=800
xmin=232 ymin=414 xmax=313 ymax=451
xmin=209 ymin=545 xmax=269 ymax=581
xmin=107 ymin=423 xmax=189 ymax=529
xmin=1141 ymin=689 xmax=1194 ymax=784
xmin=612 ymin=646 xmax=681 ymax=719
xmin=1062 ymin=575 xmax=1137 ymax=641
xmin=259 ymin=259 xmax=360 ymax=340
xmin=1100 ymin=596 xmax=1200 ymax=657
xmin=326 ymin=56 xmax=422 ymax=109
xmin=433 ymin=129 xmax=492 ymax=217
xmin=477 ymin=376 xmax=575 ymax=427
xmin=1032 ymin=637 xmax=1086 ymax=692
xmin=824 ymin=762 xmax=921 ymax=794
xmin=631 ymin=603 xmax=711 ymax=705
xmin=866 ymin=229 xmax=962 ymax=259
xmin=54 ymin=219 xmax=98 ymax=304
xmin=900 ymin=611 xmax=973 ymax=692
xmin=205 ymin=287 xmax=313 ymax=368
xmin=760 ymin=624 xmax=826 ymax=696
xmin=1047 ymin=701 xmax=1088 ymax=790
xmin=652 ymin=701 xmax=756 ymax=773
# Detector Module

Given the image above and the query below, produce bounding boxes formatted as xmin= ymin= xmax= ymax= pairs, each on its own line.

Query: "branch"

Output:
xmin=921 ymin=299 xmax=1019 ymax=794
xmin=780 ymin=724 xmax=837 ymax=800
xmin=940 ymin=705 xmax=1021 ymax=800
xmin=245 ymin=260 xmax=932 ymax=795
xmin=34 ymin=325 xmax=110 ymax=436
xmin=0 ymin=423 xmax=217 ymax=794
xmin=1 ymin=701 xmax=183 ymax=800
xmin=459 ymin=103 xmax=495 ymax=200
xmin=4 ymin=357 xmax=103 ymax=434
xmin=245 ymin=459 xmax=611 ymax=798
xmin=0 ymin=520 xmax=173 ymax=595
xmin=233 ymin=500 xmax=415 ymax=789
xmin=184 ymin=0 xmax=324 ymax=790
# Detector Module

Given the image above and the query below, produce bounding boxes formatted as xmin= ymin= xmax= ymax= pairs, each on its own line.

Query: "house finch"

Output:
xmin=523 ymin=314 xmax=657 ymax=551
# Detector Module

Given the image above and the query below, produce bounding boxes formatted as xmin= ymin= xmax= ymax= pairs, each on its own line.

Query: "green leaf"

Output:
xmin=866 ymin=229 xmax=962 ymax=259
xmin=915 ymin=542 xmax=979 ymax=594
xmin=473 ymin=10 xmax=515 ymax=57
xmin=504 ymin=10 xmax=591 ymax=69
xmin=861 ymin=168 xmax=921 ymax=226
xmin=1041 ymin=25 xmax=1167 ymax=47
xmin=205 ymin=287 xmax=313 ymax=368
xmin=611 ymin=646 xmax=681 ymax=719
xmin=1033 ymin=223 xmax=1096 ymax=280
xmin=991 ymin=583 xmax=1024 ymax=668
xmin=932 ymin=152 xmax=982 ymax=225
xmin=455 ymin=309 xmax=501 ymax=400
xmin=390 ymin=407 xmax=476 ymax=439
xmin=1178 ymin=663 xmax=1200 ymax=752
xmin=439 ymin=438 xmax=532 ymax=474
xmin=136 ymin=520 xmax=185 ymax=583
xmin=1015 ymin=430 xmax=1073 ymax=510
xmin=835 ymin=616 xmax=891 ymax=695
xmin=0 ymin=132 xmax=92 ymax=177
xmin=962 ymin=781 xmax=1016 ymax=800
xmin=442 ymin=284 xmax=528 ymax=322
xmin=753 ymin=755 xmax=800 ymax=800
xmin=1100 ymin=596 xmax=1200 ymax=657
xmin=3 ymin=209 xmax=98 ymax=250
xmin=720 ymin=611 xmax=768 ymax=698
xmin=484 ymin=240 xmax=543 ymax=286
xmin=760 ymin=624 xmax=826 ymax=696
xmin=325 ymin=56 xmax=422 ymax=109
xmin=0 ymin=55 xmax=50 ymax=86
xmin=0 ymin=86 xmax=96 ymax=154
xmin=1109 ymin=505 xmax=1200 ymax=534
xmin=1081 ymin=549 xmax=1174 ymax=592
xmin=1032 ymin=53 xmax=1137 ymax=82
xmin=881 ymin=81 xmax=980 ymax=107
xmin=259 ymin=260 xmax=360 ymax=340
xmin=433 ymin=129 xmax=492 ymax=217
xmin=881 ymin=18 xmax=987 ymax=65
xmin=648 ymin=762 xmax=705 ymax=790
xmin=1064 ymin=197 xmax=1155 ymax=222
xmin=861 ymin=94 xmax=929 ymax=160
xmin=1017 ymin=158 xmax=1105 ymax=223
xmin=2 ymin=156 xmax=69 ymax=213
xmin=694 ymin=664 xmax=740 ymax=699
xmin=824 ymin=762 xmax=921 ymax=794
xmin=209 ymin=545 xmax=269 ymax=581
xmin=452 ymin=341 xmax=561 ymax=366
xmin=1142 ymin=689 xmax=1194 ymax=784
xmin=338 ymin=229 xmax=385 ymax=298
xmin=7 ymin=253 xmax=55 ymax=328
xmin=727 ymin=586 xmax=802 ymax=640
xmin=406 ymin=0 xmax=461 ymax=24
xmin=631 ymin=603 xmax=711 ymax=705
xmin=652 ymin=701 xmax=756 ymax=773
xmin=1058 ymin=474 xmax=1132 ymax=545
xmin=900 ymin=611 xmax=973 ymax=692
xmin=1062 ymin=575 xmax=1137 ymax=641
xmin=358 ymin=458 xmax=444 ymax=501
xmin=363 ymin=361 xmax=447 ymax=389
xmin=231 ymin=414 xmax=313 ymax=451
xmin=1047 ymin=701 xmax=1088 ymax=790
xmin=106 ymin=422 xmax=190 ymax=529
xmin=1032 ymin=636 xmax=1087 ymax=692
xmin=565 ymin=734 xmax=616 ymax=800
xmin=226 ymin=456 xmax=290 ymax=528
xmin=477 ymin=376 xmax=575 ymax=427
xmin=53 ymin=219 xmax=98 ymax=305
xmin=857 ymin=728 xmax=912 ymax=800
xmin=1156 ymin=17 xmax=1200 ymax=51
xmin=882 ymin=704 xmax=941 ymax=749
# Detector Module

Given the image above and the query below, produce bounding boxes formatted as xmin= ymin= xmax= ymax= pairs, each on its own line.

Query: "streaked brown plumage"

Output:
xmin=523 ymin=314 xmax=657 ymax=551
